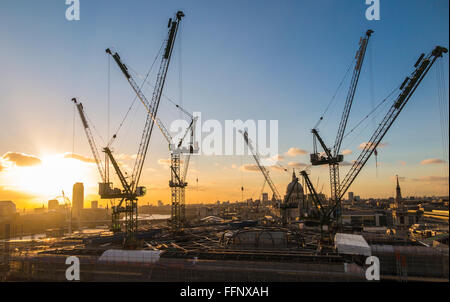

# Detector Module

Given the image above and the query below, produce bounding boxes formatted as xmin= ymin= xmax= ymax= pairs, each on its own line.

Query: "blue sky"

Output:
xmin=0 ymin=0 xmax=448 ymax=205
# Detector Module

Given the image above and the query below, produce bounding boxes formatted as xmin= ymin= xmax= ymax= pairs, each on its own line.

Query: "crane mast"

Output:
xmin=240 ymin=130 xmax=298 ymax=226
xmin=241 ymin=130 xmax=281 ymax=201
xmin=311 ymin=30 xmax=373 ymax=224
xmin=306 ymin=45 xmax=447 ymax=237
xmin=106 ymin=11 xmax=184 ymax=194
xmin=108 ymin=11 xmax=188 ymax=233
xmin=71 ymin=98 xmax=106 ymax=182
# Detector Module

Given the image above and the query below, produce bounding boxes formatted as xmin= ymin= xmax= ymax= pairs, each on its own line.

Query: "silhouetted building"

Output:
xmin=262 ymin=193 xmax=269 ymax=205
xmin=72 ymin=182 xmax=84 ymax=218
xmin=348 ymin=192 xmax=354 ymax=204
xmin=395 ymin=175 xmax=403 ymax=205
xmin=48 ymin=199 xmax=59 ymax=211
xmin=91 ymin=200 xmax=98 ymax=209
xmin=0 ymin=200 xmax=16 ymax=218
xmin=284 ymin=171 xmax=305 ymax=219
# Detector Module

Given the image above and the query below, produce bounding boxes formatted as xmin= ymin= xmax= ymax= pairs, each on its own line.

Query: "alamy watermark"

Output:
xmin=65 ymin=256 xmax=80 ymax=280
xmin=365 ymin=256 xmax=380 ymax=280
xmin=365 ymin=0 xmax=380 ymax=21
xmin=169 ymin=112 xmax=279 ymax=166
xmin=65 ymin=0 xmax=80 ymax=21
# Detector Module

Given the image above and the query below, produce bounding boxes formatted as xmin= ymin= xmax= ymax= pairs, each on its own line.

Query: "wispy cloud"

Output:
xmin=410 ymin=176 xmax=448 ymax=183
xmin=420 ymin=158 xmax=446 ymax=165
xmin=390 ymin=175 xmax=406 ymax=182
xmin=240 ymin=164 xmax=260 ymax=172
xmin=285 ymin=147 xmax=308 ymax=157
xmin=342 ymin=149 xmax=352 ymax=155
xmin=340 ymin=161 xmax=353 ymax=166
xmin=158 ymin=159 xmax=171 ymax=165
xmin=63 ymin=153 xmax=96 ymax=163
xmin=114 ymin=153 xmax=137 ymax=161
xmin=287 ymin=162 xmax=308 ymax=169
xmin=358 ymin=142 xmax=388 ymax=150
xmin=2 ymin=152 xmax=42 ymax=167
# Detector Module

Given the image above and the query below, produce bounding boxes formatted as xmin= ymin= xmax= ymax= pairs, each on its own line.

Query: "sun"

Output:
xmin=5 ymin=154 xmax=98 ymax=202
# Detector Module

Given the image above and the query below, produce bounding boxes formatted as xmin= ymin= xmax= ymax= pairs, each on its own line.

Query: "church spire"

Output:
xmin=395 ymin=175 xmax=402 ymax=204
xmin=292 ymin=169 xmax=296 ymax=181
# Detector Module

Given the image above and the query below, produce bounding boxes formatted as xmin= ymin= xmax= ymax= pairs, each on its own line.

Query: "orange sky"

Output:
xmin=1 ymin=148 xmax=448 ymax=210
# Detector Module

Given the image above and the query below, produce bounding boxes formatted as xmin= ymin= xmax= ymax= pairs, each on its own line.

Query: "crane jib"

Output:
xmin=164 ymin=22 xmax=177 ymax=59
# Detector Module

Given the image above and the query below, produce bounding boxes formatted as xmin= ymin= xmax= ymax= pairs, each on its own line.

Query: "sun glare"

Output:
xmin=6 ymin=154 xmax=98 ymax=202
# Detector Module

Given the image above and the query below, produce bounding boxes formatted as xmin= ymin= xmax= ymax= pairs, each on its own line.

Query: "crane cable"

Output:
xmin=341 ymin=86 xmax=398 ymax=143
xmin=368 ymin=43 xmax=378 ymax=177
xmin=314 ymin=57 xmax=356 ymax=130
xmin=108 ymin=41 xmax=165 ymax=148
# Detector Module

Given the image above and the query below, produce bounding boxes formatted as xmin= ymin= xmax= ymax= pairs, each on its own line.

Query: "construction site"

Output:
xmin=0 ymin=6 xmax=449 ymax=283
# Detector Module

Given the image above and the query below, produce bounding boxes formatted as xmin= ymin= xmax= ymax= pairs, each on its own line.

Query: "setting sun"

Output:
xmin=1 ymin=154 xmax=98 ymax=205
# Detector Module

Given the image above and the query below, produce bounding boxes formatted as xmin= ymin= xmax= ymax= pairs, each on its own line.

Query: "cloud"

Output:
xmin=420 ymin=158 xmax=446 ymax=165
xmin=270 ymin=165 xmax=287 ymax=172
xmin=2 ymin=152 xmax=41 ymax=167
xmin=114 ymin=153 xmax=137 ymax=161
xmin=390 ymin=175 xmax=406 ymax=182
xmin=272 ymin=154 xmax=284 ymax=161
xmin=285 ymin=147 xmax=308 ymax=157
xmin=158 ymin=159 xmax=171 ymax=165
xmin=410 ymin=176 xmax=448 ymax=183
xmin=63 ymin=153 xmax=96 ymax=163
xmin=342 ymin=149 xmax=352 ymax=155
xmin=240 ymin=164 xmax=260 ymax=172
xmin=158 ymin=158 xmax=184 ymax=166
xmin=287 ymin=162 xmax=308 ymax=169
xmin=398 ymin=160 xmax=407 ymax=166
xmin=358 ymin=142 xmax=388 ymax=150
xmin=340 ymin=161 xmax=353 ymax=166
xmin=0 ymin=185 xmax=38 ymax=202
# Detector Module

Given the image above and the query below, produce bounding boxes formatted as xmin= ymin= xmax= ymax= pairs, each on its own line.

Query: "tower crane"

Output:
xmin=310 ymin=30 xmax=373 ymax=224
xmin=71 ymin=98 xmax=124 ymax=199
xmin=107 ymin=11 xmax=188 ymax=233
xmin=240 ymin=130 xmax=297 ymax=226
xmin=73 ymin=11 xmax=184 ymax=247
xmin=304 ymin=45 xmax=448 ymax=236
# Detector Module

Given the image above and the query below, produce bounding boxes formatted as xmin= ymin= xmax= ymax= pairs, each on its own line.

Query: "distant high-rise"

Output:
xmin=72 ymin=183 xmax=84 ymax=217
xmin=48 ymin=199 xmax=59 ymax=211
xmin=395 ymin=175 xmax=403 ymax=205
xmin=91 ymin=200 xmax=98 ymax=209
xmin=348 ymin=192 xmax=354 ymax=204
xmin=262 ymin=193 xmax=269 ymax=204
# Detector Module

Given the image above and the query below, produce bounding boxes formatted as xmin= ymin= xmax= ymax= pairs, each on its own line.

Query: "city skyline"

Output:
xmin=0 ymin=0 xmax=449 ymax=209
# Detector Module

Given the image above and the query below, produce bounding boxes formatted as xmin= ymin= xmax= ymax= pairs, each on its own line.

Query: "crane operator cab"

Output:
xmin=136 ymin=186 xmax=147 ymax=197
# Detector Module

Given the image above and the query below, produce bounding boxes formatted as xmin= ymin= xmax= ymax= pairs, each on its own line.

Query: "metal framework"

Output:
xmin=108 ymin=11 xmax=196 ymax=233
xmin=306 ymin=45 xmax=447 ymax=234
xmin=338 ymin=46 xmax=448 ymax=200
xmin=240 ymin=130 xmax=298 ymax=226
xmin=310 ymin=30 xmax=373 ymax=224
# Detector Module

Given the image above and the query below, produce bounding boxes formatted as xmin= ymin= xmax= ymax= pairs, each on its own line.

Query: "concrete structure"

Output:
xmin=262 ymin=193 xmax=269 ymax=205
xmin=348 ymin=192 xmax=354 ymax=204
xmin=47 ymin=199 xmax=59 ymax=211
xmin=72 ymin=182 xmax=84 ymax=218
xmin=334 ymin=233 xmax=371 ymax=256
xmin=0 ymin=201 xmax=16 ymax=218
xmin=91 ymin=200 xmax=98 ymax=209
